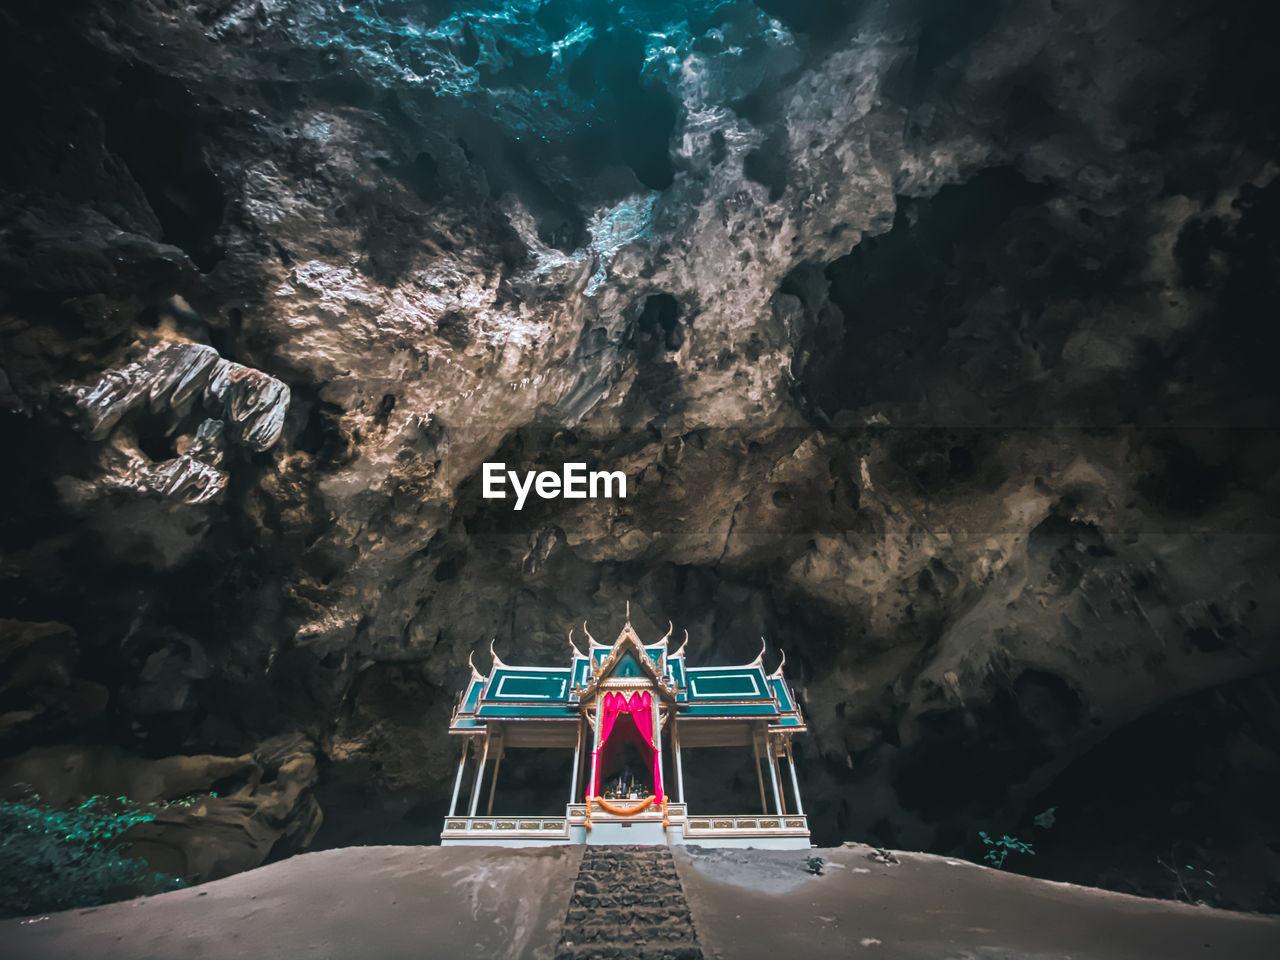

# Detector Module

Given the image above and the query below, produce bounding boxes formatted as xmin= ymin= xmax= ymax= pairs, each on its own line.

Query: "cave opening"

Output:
xmin=133 ymin=415 xmax=180 ymax=463
xmin=633 ymin=292 xmax=683 ymax=354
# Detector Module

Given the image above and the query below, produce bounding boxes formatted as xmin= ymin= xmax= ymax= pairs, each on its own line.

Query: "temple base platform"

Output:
xmin=440 ymin=801 xmax=811 ymax=849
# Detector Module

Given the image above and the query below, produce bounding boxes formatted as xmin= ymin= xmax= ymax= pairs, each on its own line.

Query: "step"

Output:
xmin=555 ymin=944 xmax=704 ymax=960
xmin=554 ymin=847 xmax=704 ymax=960
xmin=565 ymin=905 xmax=694 ymax=924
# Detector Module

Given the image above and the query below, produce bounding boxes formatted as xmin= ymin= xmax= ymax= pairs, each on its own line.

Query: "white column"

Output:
xmin=447 ymin=737 xmax=470 ymax=817
xmin=673 ymin=716 xmax=685 ymax=804
xmin=765 ymin=734 xmax=784 ymax=815
xmin=775 ymin=752 xmax=788 ymax=815
xmin=569 ymin=718 xmax=583 ymax=804
xmin=486 ymin=739 xmax=503 ymax=816
xmin=752 ymin=730 xmax=768 ymax=814
xmin=468 ymin=731 xmax=491 ymax=817
xmin=785 ymin=739 xmax=805 ymax=816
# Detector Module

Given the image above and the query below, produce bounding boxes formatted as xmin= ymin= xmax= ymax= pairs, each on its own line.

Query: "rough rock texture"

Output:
xmin=0 ymin=621 xmax=108 ymax=751
xmin=672 ymin=843 xmax=1280 ymax=960
xmin=3 ymin=844 xmax=1279 ymax=960
xmin=1 ymin=0 xmax=1278 ymax=910
xmin=0 ymin=733 xmax=322 ymax=883
xmin=556 ymin=846 xmax=703 ymax=960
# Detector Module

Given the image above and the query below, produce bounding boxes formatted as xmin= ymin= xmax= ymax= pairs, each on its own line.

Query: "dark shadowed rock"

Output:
xmin=0 ymin=734 xmax=321 ymax=885
xmin=0 ymin=621 xmax=107 ymax=750
xmin=0 ymin=0 xmax=1278 ymax=914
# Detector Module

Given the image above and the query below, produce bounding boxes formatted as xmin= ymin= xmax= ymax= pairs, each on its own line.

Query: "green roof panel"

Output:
xmin=687 ymin=668 xmax=770 ymax=700
xmin=461 ymin=679 xmax=483 ymax=712
xmin=485 ymin=669 xmax=570 ymax=702
xmin=769 ymin=678 xmax=794 ymax=711
xmin=477 ymin=703 xmax=576 ymax=718
xmin=666 ymin=658 xmax=686 ymax=688
xmin=682 ymin=702 xmax=780 ymax=717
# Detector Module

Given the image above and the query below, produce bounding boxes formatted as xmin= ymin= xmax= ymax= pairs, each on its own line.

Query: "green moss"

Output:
xmin=0 ymin=793 xmax=203 ymax=918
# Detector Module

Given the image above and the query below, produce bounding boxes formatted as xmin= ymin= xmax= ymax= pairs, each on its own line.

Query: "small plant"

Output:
xmin=805 ymin=855 xmax=824 ymax=875
xmin=978 ymin=830 xmax=1035 ymax=869
xmin=0 ymin=792 xmax=198 ymax=918
xmin=1156 ymin=845 xmax=1219 ymax=906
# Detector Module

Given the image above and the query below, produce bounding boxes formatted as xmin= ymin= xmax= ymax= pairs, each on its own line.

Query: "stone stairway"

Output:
xmin=555 ymin=846 xmax=705 ymax=960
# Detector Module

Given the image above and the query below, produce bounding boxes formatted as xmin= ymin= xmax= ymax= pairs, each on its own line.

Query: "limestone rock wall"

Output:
xmin=0 ymin=0 xmax=1277 ymax=906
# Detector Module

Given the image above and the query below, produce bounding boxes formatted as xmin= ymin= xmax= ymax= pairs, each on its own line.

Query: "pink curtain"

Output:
xmin=592 ymin=691 xmax=663 ymax=803
xmin=625 ymin=692 xmax=662 ymax=805
xmin=598 ymin=694 xmax=622 ymax=748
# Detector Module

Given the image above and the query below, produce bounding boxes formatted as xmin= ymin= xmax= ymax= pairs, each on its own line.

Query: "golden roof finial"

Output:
xmin=626 ymin=600 xmax=631 ymax=622
xmin=569 ymin=627 xmax=584 ymax=658
xmin=750 ymin=637 xmax=767 ymax=667
xmin=583 ymin=620 xmax=597 ymax=645
xmin=489 ymin=638 xmax=508 ymax=669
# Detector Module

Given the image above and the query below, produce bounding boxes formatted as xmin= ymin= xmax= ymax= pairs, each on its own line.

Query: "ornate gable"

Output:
xmin=573 ymin=608 xmax=676 ymax=703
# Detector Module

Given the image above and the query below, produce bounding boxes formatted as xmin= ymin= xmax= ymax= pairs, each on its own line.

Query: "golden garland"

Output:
xmin=582 ymin=795 xmax=671 ymax=831
xmin=591 ymin=795 xmax=655 ymax=817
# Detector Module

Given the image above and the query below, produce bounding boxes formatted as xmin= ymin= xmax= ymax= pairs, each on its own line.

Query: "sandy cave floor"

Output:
xmin=3 ymin=843 xmax=1279 ymax=960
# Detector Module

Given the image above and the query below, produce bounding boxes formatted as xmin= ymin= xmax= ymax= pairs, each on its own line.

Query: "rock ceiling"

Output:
xmin=0 ymin=0 xmax=1277 ymax=908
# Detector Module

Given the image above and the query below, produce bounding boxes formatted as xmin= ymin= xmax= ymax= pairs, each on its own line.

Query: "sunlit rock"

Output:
xmin=1 ymin=0 xmax=1278 ymax=913
xmin=76 ymin=343 xmax=289 ymax=453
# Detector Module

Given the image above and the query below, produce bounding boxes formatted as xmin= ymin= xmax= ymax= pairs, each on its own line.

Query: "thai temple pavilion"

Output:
xmin=441 ymin=607 xmax=810 ymax=848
